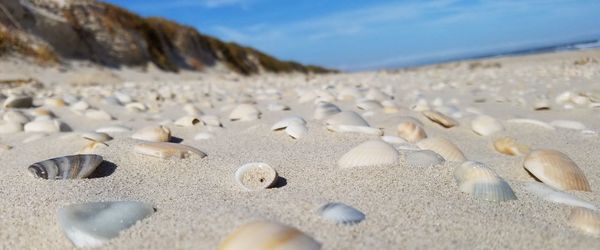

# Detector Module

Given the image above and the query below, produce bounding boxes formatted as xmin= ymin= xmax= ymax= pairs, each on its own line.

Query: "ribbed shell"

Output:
xmin=421 ymin=110 xmax=458 ymax=128
xmin=318 ymin=202 xmax=365 ymax=225
xmin=325 ymin=111 xmax=369 ymax=127
xmin=338 ymin=140 xmax=399 ymax=169
xmin=568 ymin=208 xmax=600 ymax=237
xmin=416 ymin=137 xmax=466 ymax=162
xmin=454 ymin=161 xmax=517 ymax=202
xmin=219 ymin=221 xmax=321 ymax=250
xmin=523 ymin=149 xmax=591 ymax=191
xmin=28 ymin=154 xmax=103 ymax=179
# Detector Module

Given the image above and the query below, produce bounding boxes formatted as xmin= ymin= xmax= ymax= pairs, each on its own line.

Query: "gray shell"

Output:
xmin=28 ymin=154 xmax=104 ymax=179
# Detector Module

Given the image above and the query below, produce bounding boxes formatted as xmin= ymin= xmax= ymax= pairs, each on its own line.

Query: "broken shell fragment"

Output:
xmin=493 ymin=137 xmax=529 ymax=156
xmin=523 ymin=149 xmax=591 ymax=191
xmin=219 ymin=220 xmax=321 ymax=250
xmin=338 ymin=140 xmax=399 ymax=169
xmin=28 ymin=154 xmax=104 ymax=179
xmin=318 ymin=202 xmax=365 ymax=225
xmin=421 ymin=110 xmax=458 ymax=128
xmin=134 ymin=142 xmax=206 ymax=159
xmin=568 ymin=207 xmax=600 ymax=237
xmin=234 ymin=162 xmax=278 ymax=191
xmin=416 ymin=137 xmax=466 ymax=162
xmin=131 ymin=126 xmax=171 ymax=142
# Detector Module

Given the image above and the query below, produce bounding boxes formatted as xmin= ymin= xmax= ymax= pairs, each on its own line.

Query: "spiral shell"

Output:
xmin=28 ymin=154 xmax=104 ymax=179
xmin=219 ymin=220 xmax=321 ymax=250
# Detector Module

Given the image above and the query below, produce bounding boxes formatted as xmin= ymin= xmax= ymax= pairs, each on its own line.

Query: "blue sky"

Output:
xmin=104 ymin=0 xmax=600 ymax=70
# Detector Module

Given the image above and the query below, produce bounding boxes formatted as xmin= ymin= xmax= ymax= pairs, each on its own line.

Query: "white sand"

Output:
xmin=1 ymin=50 xmax=600 ymax=249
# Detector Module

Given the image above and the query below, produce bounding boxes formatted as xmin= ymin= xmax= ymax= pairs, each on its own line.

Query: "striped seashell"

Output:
xmin=326 ymin=124 xmax=382 ymax=136
xmin=3 ymin=110 xmax=30 ymax=124
xmin=493 ymin=137 xmax=529 ymax=156
xmin=325 ymin=111 xmax=369 ymax=127
xmin=397 ymin=121 xmax=427 ymax=143
xmin=95 ymin=125 xmax=131 ymax=133
xmin=0 ymin=121 xmax=23 ymax=134
xmin=174 ymin=116 xmax=201 ymax=127
xmin=3 ymin=95 xmax=33 ymax=108
xmin=524 ymin=182 xmax=596 ymax=210
xmin=28 ymin=154 xmax=103 ymax=179
xmin=338 ymin=140 xmax=399 ymax=169
xmin=313 ymin=102 xmax=341 ymax=120
xmin=506 ymin=118 xmax=555 ymax=130
xmin=271 ymin=116 xmax=307 ymax=130
xmin=523 ymin=149 xmax=591 ymax=191
xmin=131 ymin=126 xmax=171 ymax=142
xmin=549 ymin=120 xmax=586 ymax=130
xmin=471 ymin=115 xmax=504 ymax=136
xmin=421 ymin=110 xmax=458 ymax=128
xmin=24 ymin=119 xmax=62 ymax=133
xmin=134 ymin=142 xmax=206 ymax=159
xmin=416 ymin=137 xmax=466 ymax=162
xmin=219 ymin=220 xmax=321 ymax=250
xmin=285 ymin=123 xmax=308 ymax=139
xmin=318 ymin=202 xmax=365 ymax=225
xmin=454 ymin=161 xmax=517 ymax=202
xmin=234 ymin=162 xmax=278 ymax=191
xmin=404 ymin=150 xmax=445 ymax=167
xmin=568 ymin=207 xmax=600 ymax=237
xmin=229 ymin=104 xmax=261 ymax=121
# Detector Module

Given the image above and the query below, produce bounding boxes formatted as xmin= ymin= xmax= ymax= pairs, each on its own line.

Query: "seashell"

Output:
xmin=3 ymin=110 xmax=30 ymax=124
xmin=318 ymin=202 xmax=365 ymax=225
xmin=549 ymin=120 xmax=586 ymax=130
xmin=404 ymin=150 xmax=445 ymax=167
xmin=271 ymin=116 xmax=307 ymax=131
xmin=326 ymin=124 xmax=382 ymax=135
xmin=131 ymin=126 xmax=171 ymax=142
xmin=493 ymin=137 xmax=529 ymax=156
xmin=568 ymin=207 xmax=600 ymax=237
xmin=44 ymin=98 xmax=66 ymax=107
xmin=24 ymin=119 xmax=61 ymax=133
xmin=421 ymin=110 xmax=458 ymax=128
xmin=96 ymin=125 xmax=131 ymax=133
xmin=523 ymin=149 xmax=591 ymax=191
xmin=125 ymin=102 xmax=147 ymax=112
xmin=58 ymin=201 xmax=155 ymax=247
xmin=234 ymin=162 xmax=278 ymax=191
xmin=267 ymin=103 xmax=290 ymax=111
xmin=397 ymin=122 xmax=427 ymax=143
xmin=134 ymin=142 xmax=206 ymax=159
xmin=183 ymin=104 xmax=203 ymax=116
xmin=313 ymin=102 xmax=341 ymax=120
xmin=524 ymin=182 xmax=596 ymax=210
xmin=416 ymin=137 xmax=466 ymax=162
xmin=113 ymin=91 xmax=133 ymax=104
xmin=453 ymin=161 xmax=517 ymax=202
xmin=533 ymin=98 xmax=551 ymax=110
xmin=356 ymin=100 xmax=383 ymax=111
xmin=0 ymin=121 xmax=23 ymax=134
xmin=200 ymin=115 xmax=222 ymax=127
xmin=31 ymin=107 xmax=54 ymax=118
xmin=471 ymin=115 xmax=504 ymax=136
xmin=3 ymin=95 xmax=33 ymax=108
xmin=325 ymin=111 xmax=369 ymax=127
xmin=174 ymin=116 xmax=201 ymax=127
xmin=85 ymin=109 xmax=113 ymax=121
xmin=81 ymin=132 xmax=113 ymax=143
xmin=219 ymin=220 xmax=321 ymax=250
xmin=28 ymin=154 xmax=103 ymax=179
xmin=285 ymin=123 xmax=308 ymax=139
xmin=555 ymin=91 xmax=572 ymax=104
xmin=381 ymin=135 xmax=407 ymax=144
xmin=338 ymin=140 xmax=399 ymax=169
xmin=70 ymin=100 xmax=90 ymax=111
xmin=229 ymin=104 xmax=261 ymax=121
xmin=506 ymin=118 xmax=555 ymax=130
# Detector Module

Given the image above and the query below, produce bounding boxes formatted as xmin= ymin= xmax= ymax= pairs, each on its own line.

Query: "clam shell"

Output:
xmin=404 ymin=150 xmax=445 ymax=167
xmin=421 ymin=110 xmax=458 ymax=128
xmin=338 ymin=140 xmax=399 ymax=169
xmin=271 ymin=116 xmax=307 ymax=131
xmin=234 ymin=162 xmax=278 ymax=191
xmin=3 ymin=95 xmax=33 ymax=108
xmin=471 ymin=115 xmax=504 ymax=136
xmin=549 ymin=120 xmax=586 ymax=130
xmin=219 ymin=220 xmax=321 ymax=250
xmin=82 ymin=132 xmax=113 ymax=143
xmin=229 ymin=104 xmax=260 ymax=121
xmin=174 ymin=116 xmax=201 ymax=127
xmin=397 ymin=121 xmax=427 ymax=143
xmin=131 ymin=126 xmax=171 ymax=142
xmin=0 ymin=121 xmax=23 ymax=134
xmin=326 ymin=124 xmax=382 ymax=135
xmin=96 ymin=125 xmax=131 ymax=133
xmin=454 ymin=161 xmax=517 ymax=202
xmin=325 ymin=111 xmax=369 ymax=127
xmin=416 ymin=137 xmax=466 ymax=162
xmin=58 ymin=201 xmax=155 ymax=247
xmin=318 ymin=202 xmax=365 ymax=225
xmin=524 ymin=182 xmax=596 ymax=210
xmin=3 ymin=110 xmax=30 ymax=124
xmin=285 ymin=123 xmax=308 ymax=139
xmin=134 ymin=142 xmax=207 ymax=159
xmin=523 ymin=149 xmax=591 ymax=191
xmin=506 ymin=118 xmax=555 ymax=130
xmin=493 ymin=137 xmax=529 ymax=156
xmin=28 ymin=154 xmax=104 ymax=179
xmin=24 ymin=119 xmax=62 ymax=133
xmin=568 ymin=207 xmax=600 ymax=237
xmin=313 ymin=102 xmax=341 ymax=120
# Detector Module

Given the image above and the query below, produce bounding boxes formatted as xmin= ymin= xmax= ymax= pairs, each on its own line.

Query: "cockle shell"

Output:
xmin=327 ymin=124 xmax=382 ymax=135
xmin=338 ymin=140 xmax=399 ymax=169
xmin=174 ymin=116 xmax=201 ymax=127
xmin=271 ymin=116 xmax=307 ymax=130
xmin=58 ymin=201 xmax=155 ymax=247
xmin=421 ymin=110 xmax=458 ymax=128
xmin=524 ymin=182 xmax=596 ymax=210
xmin=219 ymin=220 xmax=321 ymax=250
xmin=471 ymin=115 xmax=504 ymax=136
xmin=493 ymin=137 xmax=529 ymax=156
xmin=285 ymin=123 xmax=308 ymax=139
xmin=416 ymin=137 xmax=466 ymax=162
xmin=404 ymin=150 xmax=445 ymax=167
xmin=96 ymin=125 xmax=131 ymax=133
xmin=24 ymin=119 xmax=62 ymax=133
xmin=325 ymin=111 xmax=369 ymax=127
xmin=28 ymin=154 xmax=104 ymax=179
xmin=523 ymin=149 xmax=591 ymax=191
xmin=3 ymin=95 xmax=33 ymax=108
xmin=229 ymin=104 xmax=260 ymax=121
xmin=134 ymin=142 xmax=206 ymax=159
xmin=313 ymin=102 xmax=341 ymax=120
xmin=568 ymin=207 xmax=600 ymax=237
xmin=234 ymin=162 xmax=278 ymax=191
xmin=397 ymin=122 xmax=427 ymax=143
xmin=131 ymin=126 xmax=171 ymax=142
xmin=318 ymin=202 xmax=365 ymax=225
xmin=0 ymin=121 xmax=23 ymax=134
xmin=453 ymin=161 xmax=517 ymax=202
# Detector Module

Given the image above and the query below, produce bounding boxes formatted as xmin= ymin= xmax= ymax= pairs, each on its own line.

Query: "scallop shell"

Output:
xmin=549 ymin=120 xmax=586 ymax=130
xmin=471 ymin=115 xmax=504 ymax=136
xmin=219 ymin=220 xmax=321 ymax=250
xmin=229 ymin=104 xmax=260 ymax=121
xmin=421 ymin=110 xmax=458 ymax=128
xmin=397 ymin=122 xmax=427 ymax=143
xmin=325 ymin=111 xmax=369 ymax=127
xmin=285 ymin=123 xmax=308 ymax=139
xmin=568 ymin=207 xmax=600 ymax=237
xmin=493 ymin=137 xmax=529 ymax=156
xmin=134 ymin=142 xmax=206 ymax=159
xmin=524 ymin=182 xmax=596 ymax=210
xmin=453 ymin=161 xmax=517 ymax=202
xmin=234 ymin=162 xmax=278 ymax=191
xmin=24 ymin=119 xmax=62 ymax=133
xmin=506 ymin=118 xmax=555 ymax=130
xmin=338 ymin=140 xmax=399 ymax=169
xmin=174 ymin=116 xmax=201 ymax=127
xmin=28 ymin=154 xmax=104 ymax=179
xmin=326 ymin=124 xmax=382 ymax=135
xmin=271 ymin=116 xmax=307 ymax=130
xmin=318 ymin=202 xmax=365 ymax=225
xmin=523 ymin=149 xmax=591 ymax=191
xmin=416 ymin=137 xmax=466 ymax=162
xmin=3 ymin=95 xmax=33 ymax=108
xmin=404 ymin=150 xmax=445 ymax=167
xmin=131 ymin=126 xmax=171 ymax=142
xmin=95 ymin=125 xmax=131 ymax=133
xmin=81 ymin=132 xmax=113 ymax=143
xmin=0 ymin=121 xmax=23 ymax=134
xmin=313 ymin=102 xmax=341 ymax=120
xmin=3 ymin=110 xmax=30 ymax=124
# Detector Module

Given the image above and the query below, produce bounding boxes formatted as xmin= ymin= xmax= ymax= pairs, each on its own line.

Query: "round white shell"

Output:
xmin=234 ymin=162 xmax=278 ymax=191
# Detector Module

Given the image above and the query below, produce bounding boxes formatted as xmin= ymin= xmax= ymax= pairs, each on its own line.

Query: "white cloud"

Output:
xmin=132 ymin=0 xmax=251 ymax=10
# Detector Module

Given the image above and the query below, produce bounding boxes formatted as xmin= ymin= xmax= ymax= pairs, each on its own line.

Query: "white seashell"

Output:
xmin=229 ymin=104 xmax=260 ymax=121
xmin=3 ymin=110 xmax=30 ymax=124
xmin=326 ymin=124 xmax=382 ymax=136
xmin=397 ymin=122 xmax=427 ymax=143
xmin=131 ymin=126 xmax=171 ymax=142
xmin=58 ymin=201 xmax=154 ymax=247
xmin=338 ymin=140 xmax=399 ymax=169
xmin=471 ymin=115 xmax=504 ymax=136
xmin=95 ymin=125 xmax=131 ymax=133
xmin=24 ymin=120 xmax=61 ymax=133
xmin=523 ymin=149 xmax=591 ymax=191
xmin=267 ymin=103 xmax=290 ymax=111
xmin=318 ymin=202 xmax=365 ymax=225
xmin=134 ymin=142 xmax=207 ymax=159
xmin=555 ymin=91 xmax=572 ymax=104
xmin=524 ymin=182 xmax=596 ymax=210
xmin=404 ymin=150 xmax=445 ymax=167
xmin=568 ymin=207 xmax=600 ymax=237
xmin=219 ymin=220 xmax=321 ymax=250
xmin=313 ymin=102 xmax=341 ymax=120
xmin=85 ymin=109 xmax=113 ymax=121
xmin=285 ymin=123 xmax=308 ymax=139
xmin=0 ymin=121 xmax=23 ymax=134
xmin=81 ymin=132 xmax=112 ymax=143
xmin=194 ymin=132 xmax=214 ymax=140
xmin=271 ymin=116 xmax=307 ymax=131
xmin=174 ymin=116 xmax=201 ymax=127
xmin=421 ymin=110 xmax=458 ymax=128
xmin=234 ymin=162 xmax=278 ymax=191
xmin=125 ymin=102 xmax=147 ymax=112
xmin=3 ymin=95 xmax=33 ymax=108
xmin=416 ymin=137 xmax=466 ymax=162
xmin=381 ymin=135 xmax=407 ymax=144
xmin=493 ymin=137 xmax=529 ymax=156
xmin=506 ymin=118 xmax=555 ymax=130
xmin=549 ymin=120 xmax=586 ymax=130
xmin=325 ymin=111 xmax=369 ymax=127
xmin=453 ymin=161 xmax=517 ymax=202
xmin=356 ymin=100 xmax=383 ymax=111
xmin=70 ymin=100 xmax=90 ymax=111
xmin=200 ymin=115 xmax=222 ymax=127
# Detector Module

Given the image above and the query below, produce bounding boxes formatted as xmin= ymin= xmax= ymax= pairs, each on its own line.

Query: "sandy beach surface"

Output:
xmin=1 ymin=50 xmax=600 ymax=249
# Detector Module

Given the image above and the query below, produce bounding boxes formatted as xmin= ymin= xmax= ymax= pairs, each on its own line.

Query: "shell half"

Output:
xmin=416 ymin=137 xmax=466 ymax=162
xmin=219 ymin=220 xmax=321 ymax=250
xmin=318 ymin=202 xmax=365 ymax=225
xmin=28 ymin=154 xmax=104 ymax=180
xmin=523 ymin=149 xmax=591 ymax=191
xmin=338 ymin=140 xmax=399 ymax=169
xmin=453 ymin=161 xmax=517 ymax=202
xmin=234 ymin=162 xmax=278 ymax=191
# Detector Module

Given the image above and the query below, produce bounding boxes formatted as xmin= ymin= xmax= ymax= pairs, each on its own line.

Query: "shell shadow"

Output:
xmin=88 ymin=160 xmax=117 ymax=179
xmin=170 ymin=136 xmax=183 ymax=143
xmin=271 ymin=176 xmax=287 ymax=189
